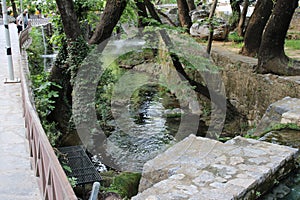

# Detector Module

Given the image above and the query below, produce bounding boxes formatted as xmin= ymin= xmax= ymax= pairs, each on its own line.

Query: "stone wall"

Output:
xmin=211 ymin=48 xmax=300 ymax=125
xmin=131 ymin=44 xmax=300 ymax=128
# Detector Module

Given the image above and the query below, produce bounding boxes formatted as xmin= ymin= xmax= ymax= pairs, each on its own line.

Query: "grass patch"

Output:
xmin=285 ymin=39 xmax=300 ymax=50
xmin=261 ymin=123 xmax=300 ymax=136
xmin=228 ymin=32 xmax=244 ymax=43
xmin=230 ymin=41 xmax=244 ymax=49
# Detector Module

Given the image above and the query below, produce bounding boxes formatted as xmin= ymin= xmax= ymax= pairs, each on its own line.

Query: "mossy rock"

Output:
xmin=105 ymin=172 xmax=141 ymax=198
xmin=100 ymin=170 xmax=119 ymax=188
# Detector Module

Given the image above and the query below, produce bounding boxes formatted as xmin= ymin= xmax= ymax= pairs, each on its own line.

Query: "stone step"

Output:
xmin=132 ymin=135 xmax=298 ymax=200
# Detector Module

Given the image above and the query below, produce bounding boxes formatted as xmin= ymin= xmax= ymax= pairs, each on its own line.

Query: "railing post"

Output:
xmin=89 ymin=182 xmax=100 ymax=200
xmin=1 ymin=0 xmax=20 ymax=83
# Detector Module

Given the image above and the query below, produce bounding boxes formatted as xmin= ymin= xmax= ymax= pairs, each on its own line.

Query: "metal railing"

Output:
xmin=19 ymin=24 xmax=31 ymax=52
xmin=19 ymin=20 xmax=78 ymax=200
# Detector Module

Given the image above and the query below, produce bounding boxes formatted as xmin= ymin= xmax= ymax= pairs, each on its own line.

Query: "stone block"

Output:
xmin=133 ymin=135 xmax=298 ymax=200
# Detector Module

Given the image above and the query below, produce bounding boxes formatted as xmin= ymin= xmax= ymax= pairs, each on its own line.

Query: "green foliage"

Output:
xmin=120 ymin=0 xmax=138 ymax=25
xmin=31 ymin=72 xmax=62 ymax=146
xmin=260 ymin=123 xmax=300 ymax=136
xmin=67 ymin=36 xmax=90 ymax=84
xmin=49 ymin=14 xmax=66 ymax=47
xmin=244 ymin=134 xmax=260 ymax=140
xmin=31 ymin=73 xmax=61 ymax=119
xmin=95 ymin=63 xmax=125 ymax=125
xmin=57 ymin=151 xmax=78 ymax=188
xmin=285 ymin=39 xmax=300 ymax=50
xmin=270 ymin=123 xmax=300 ymax=131
xmin=217 ymin=136 xmax=232 ymax=142
xmin=68 ymin=177 xmax=78 ymax=188
xmin=27 ymin=27 xmax=44 ymax=75
xmin=27 ymin=27 xmax=62 ymax=146
xmin=255 ymin=191 xmax=262 ymax=197
xmin=228 ymin=32 xmax=244 ymax=43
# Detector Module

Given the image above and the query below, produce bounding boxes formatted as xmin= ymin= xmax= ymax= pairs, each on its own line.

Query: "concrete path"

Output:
xmin=0 ymin=23 xmax=41 ymax=199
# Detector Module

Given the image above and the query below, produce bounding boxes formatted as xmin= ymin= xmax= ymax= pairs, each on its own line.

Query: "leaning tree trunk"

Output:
xmin=136 ymin=0 xmax=148 ymax=28
xmin=230 ymin=0 xmax=241 ymax=30
xmin=177 ymin=0 xmax=192 ymax=33
xmin=237 ymin=0 xmax=249 ymax=37
xmin=240 ymin=0 xmax=273 ymax=57
xmin=256 ymin=0 xmax=300 ymax=75
xmin=49 ymin=0 xmax=85 ymax=134
xmin=186 ymin=0 xmax=196 ymax=11
xmin=55 ymin=0 xmax=81 ymax=41
xmin=207 ymin=0 xmax=218 ymax=55
xmin=10 ymin=0 xmax=18 ymax=18
xmin=89 ymin=0 xmax=127 ymax=45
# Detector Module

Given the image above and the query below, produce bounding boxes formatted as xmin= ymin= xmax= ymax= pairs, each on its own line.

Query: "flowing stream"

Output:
xmin=92 ymin=85 xmax=181 ymax=172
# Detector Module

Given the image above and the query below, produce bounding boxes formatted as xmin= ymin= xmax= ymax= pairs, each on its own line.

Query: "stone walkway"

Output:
xmin=0 ymin=24 xmax=41 ymax=199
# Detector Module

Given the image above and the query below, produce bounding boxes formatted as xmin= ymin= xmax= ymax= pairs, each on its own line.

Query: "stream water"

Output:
xmin=260 ymin=130 xmax=300 ymax=199
xmin=92 ymin=85 xmax=181 ymax=172
xmin=90 ymin=83 xmax=300 ymax=198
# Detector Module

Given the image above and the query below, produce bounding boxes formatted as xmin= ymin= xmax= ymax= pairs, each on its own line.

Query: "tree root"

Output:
xmin=256 ymin=57 xmax=300 ymax=76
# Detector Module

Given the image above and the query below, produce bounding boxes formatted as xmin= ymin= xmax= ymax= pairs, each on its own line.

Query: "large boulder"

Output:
xmin=190 ymin=9 xmax=209 ymax=22
xmin=190 ymin=7 xmax=229 ymax=40
xmin=254 ymin=97 xmax=300 ymax=136
xmin=190 ymin=17 xmax=229 ymax=40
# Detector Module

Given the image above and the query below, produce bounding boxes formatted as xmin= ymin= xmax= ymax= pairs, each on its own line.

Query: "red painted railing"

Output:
xmin=19 ymin=22 xmax=78 ymax=200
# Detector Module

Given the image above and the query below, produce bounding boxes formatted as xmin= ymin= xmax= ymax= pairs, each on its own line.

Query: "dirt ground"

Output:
xmin=210 ymin=8 xmax=300 ymax=61
xmin=211 ymin=41 xmax=300 ymax=60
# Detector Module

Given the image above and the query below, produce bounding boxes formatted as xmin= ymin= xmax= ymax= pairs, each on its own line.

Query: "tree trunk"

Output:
xmin=136 ymin=0 xmax=148 ymax=28
xmin=10 ymin=0 xmax=18 ymax=18
xmin=144 ymin=0 xmax=162 ymax=23
xmin=256 ymin=0 xmax=300 ymax=75
xmin=187 ymin=0 xmax=196 ymax=11
xmin=55 ymin=0 xmax=82 ymax=41
xmin=177 ymin=0 xmax=192 ymax=32
xmin=49 ymin=0 xmax=85 ymax=134
xmin=207 ymin=0 xmax=218 ymax=55
xmin=240 ymin=0 xmax=273 ymax=57
xmin=89 ymin=0 xmax=127 ymax=45
xmin=230 ymin=0 xmax=241 ymax=30
xmin=237 ymin=0 xmax=249 ymax=37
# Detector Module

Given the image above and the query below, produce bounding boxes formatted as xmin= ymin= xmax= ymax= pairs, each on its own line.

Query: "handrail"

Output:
xmin=19 ymin=23 xmax=31 ymax=52
xmin=19 ymin=18 xmax=51 ymax=52
xmin=19 ymin=21 xmax=78 ymax=200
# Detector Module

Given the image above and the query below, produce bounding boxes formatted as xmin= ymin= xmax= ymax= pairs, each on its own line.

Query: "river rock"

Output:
xmin=190 ymin=17 xmax=229 ymax=40
xmin=254 ymin=97 xmax=300 ymax=136
xmin=132 ymin=134 xmax=298 ymax=200
xmin=190 ymin=9 xmax=209 ymax=22
xmin=190 ymin=7 xmax=229 ymax=40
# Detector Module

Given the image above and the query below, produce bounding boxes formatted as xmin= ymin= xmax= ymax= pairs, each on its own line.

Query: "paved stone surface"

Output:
xmin=133 ymin=135 xmax=298 ymax=200
xmin=0 ymin=24 xmax=41 ymax=199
